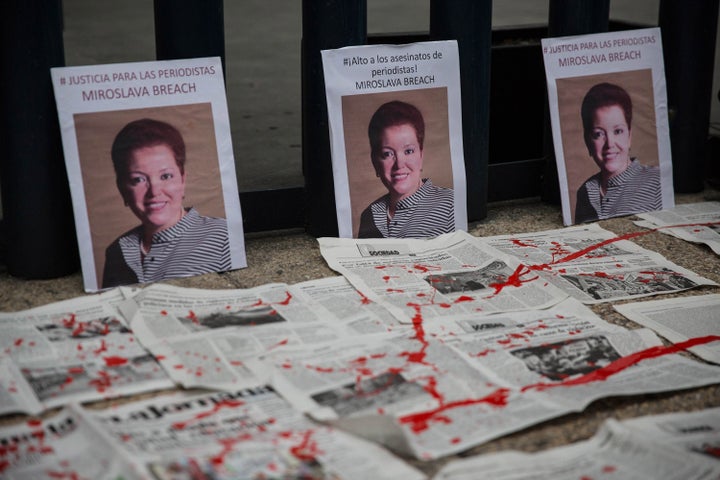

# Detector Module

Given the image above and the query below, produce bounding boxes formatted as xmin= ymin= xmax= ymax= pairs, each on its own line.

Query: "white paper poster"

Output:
xmin=542 ymin=28 xmax=674 ymax=226
xmin=51 ymin=57 xmax=246 ymax=292
xmin=321 ymin=41 xmax=467 ymax=238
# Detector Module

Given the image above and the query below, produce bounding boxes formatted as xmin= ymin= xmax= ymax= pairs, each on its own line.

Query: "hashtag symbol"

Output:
xmin=343 ymin=58 xmax=349 ymax=66
xmin=60 ymin=77 xmax=66 ymax=85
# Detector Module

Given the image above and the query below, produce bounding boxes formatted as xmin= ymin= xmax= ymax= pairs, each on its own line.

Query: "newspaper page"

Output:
xmin=620 ymin=406 xmax=720 ymax=462
xmin=318 ymin=230 xmax=569 ymax=325
xmin=77 ymin=385 xmax=426 ymax=480
xmin=293 ymin=275 xmax=409 ymax=335
xmin=321 ymin=40 xmax=467 ymax=238
xmin=484 ymin=223 xmax=716 ymax=303
xmin=435 ymin=416 xmax=720 ymax=480
xmin=0 ymin=407 xmax=141 ymax=480
xmin=0 ymin=288 xmax=172 ymax=416
xmin=635 ymin=201 xmax=720 ymax=255
xmin=51 ymin=57 xmax=246 ymax=292
xmin=542 ymin=27 xmax=674 ymax=226
xmin=614 ymin=294 xmax=720 ymax=364
xmin=124 ymin=283 xmax=361 ymax=390
xmin=256 ymin=297 xmax=720 ymax=460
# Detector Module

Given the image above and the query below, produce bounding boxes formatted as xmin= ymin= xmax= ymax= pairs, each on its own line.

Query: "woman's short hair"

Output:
xmin=111 ymin=118 xmax=186 ymax=179
xmin=368 ymin=100 xmax=425 ymax=159
xmin=580 ymin=82 xmax=633 ymax=132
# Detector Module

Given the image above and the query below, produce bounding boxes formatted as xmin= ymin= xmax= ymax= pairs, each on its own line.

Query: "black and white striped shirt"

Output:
xmin=574 ymin=158 xmax=662 ymax=223
xmin=102 ymin=207 xmax=231 ymax=288
xmin=358 ymin=178 xmax=455 ymax=238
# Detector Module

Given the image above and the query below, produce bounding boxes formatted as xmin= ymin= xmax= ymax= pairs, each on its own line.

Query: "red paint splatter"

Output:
xmin=358 ymin=291 xmax=372 ymax=305
xmin=399 ymin=388 xmax=510 ymax=433
xmin=455 ymin=295 xmax=474 ymax=303
xmin=103 ymin=356 xmax=128 ymax=367
xmin=289 ymin=429 xmax=322 ymax=462
xmin=89 ymin=371 xmax=114 ymax=392
xmin=172 ymin=399 xmax=246 ymax=430
xmin=93 ymin=339 xmax=108 ymax=355
xmin=13 ymin=338 xmax=23 ymax=347
xmin=510 ymin=239 xmax=537 ymax=248
xmin=187 ymin=310 xmax=199 ymax=325
xmin=522 ymin=335 xmax=720 ymax=392
xmin=413 ymin=264 xmax=441 ymax=273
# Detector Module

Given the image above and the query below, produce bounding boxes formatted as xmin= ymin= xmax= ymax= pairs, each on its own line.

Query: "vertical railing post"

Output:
xmin=0 ymin=0 xmax=79 ymax=279
xmin=659 ymin=0 xmax=719 ymax=193
xmin=154 ymin=0 xmax=225 ymax=71
xmin=302 ymin=0 xmax=367 ymax=237
xmin=541 ymin=0 xmax=610 ymax=204
xmin=430 ymin=0 xmax=492 ymax=223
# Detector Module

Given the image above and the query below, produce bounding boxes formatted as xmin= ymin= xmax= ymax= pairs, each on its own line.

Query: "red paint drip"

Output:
xmin=399 ymin=388 xmax=510 ymax=433
xmin=103 ymin=356 xmax=128 ymax=367
xmin=510 ymin=239 xmax=537 ymax=248
xmin=93 ymin=339 xmax=108 ymax=355
xmin=13 ymin=338 xmax=23 ymax=347
xmin=358 ymin=291 xmax=372 ymax=305
xmin=289 ymin=429 xmax=322 ymax=462
xmin=172 ymin=399 xmax=246 ymax=430
xmin=522 ymin=335 xmax=720 ymax=392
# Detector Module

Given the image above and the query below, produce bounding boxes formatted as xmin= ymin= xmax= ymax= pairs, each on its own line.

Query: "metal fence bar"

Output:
xmin=301 ymin=0 xmax=367 ymax=237
xmin=154 ymin=0 xmax=225 ymax=71
xmin=0 ymin=0 xmax=79 ymax=279
xmin=541 ymin=0 xmax=610 ymax=204
xmin=660 ymin=0 xmax=720 ymax=193
xmin=430 ymin=0 xmax=492 ymax=222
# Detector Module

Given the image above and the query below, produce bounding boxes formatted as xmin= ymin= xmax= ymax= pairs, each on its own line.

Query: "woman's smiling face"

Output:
xmin=585 ymin=104 xmax=632 ymax=179
xmin=372 ymin=123 xmax=424 ymax=202
xmin=120 ymin=144 xmax=186 ymax=235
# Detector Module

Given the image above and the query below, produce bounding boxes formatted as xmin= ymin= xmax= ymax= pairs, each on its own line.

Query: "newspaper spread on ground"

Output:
xmin=0 ymin=288 xmax=173 ymax=416
xmin=635 ymin=201 xmax=720 ymax=255
xmin=614 ymin=294 xmax=720 ymax=364
xmin=293 ymin=275 xmax=409 ymax=335
xmin=0 ymin=406 xmax=141 ymax=480
xmin=123 ymin=282 xmax=367 ymax=390
xmin=620 ymin=406 xmax=720 ymax=462
xmin=253 ymin=297 xmax=720 ymax=459
xmin=484 ymin=223 xmax=716 ymax=303
xmin=434 ymin=412 xmax=720 ymax=479
xmin=75 ymin=386 xmax=425 ymax=479
xmin=318 ymin=231 xmax=570 ymax=324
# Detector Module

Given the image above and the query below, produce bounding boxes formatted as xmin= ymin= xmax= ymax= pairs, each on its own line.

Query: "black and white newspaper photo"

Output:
xmin=318 ymin=231 xmax=570 ymax=324
xmin=542 ymin=28 xmax=674 ymax=225
xmin=0 ymin=288 xmax=172 ymax=416
xmin=321 ymin=41 xmax=467 ymax=238
xmin=485 ymin=223 xmax=717 ymax=303
xmin=51 ymin=57 xmax=247 ymax=292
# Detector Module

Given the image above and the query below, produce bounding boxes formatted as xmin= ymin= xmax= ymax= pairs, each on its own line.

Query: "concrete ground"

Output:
xmin=1 ymin=1 xmax=720 ymax=476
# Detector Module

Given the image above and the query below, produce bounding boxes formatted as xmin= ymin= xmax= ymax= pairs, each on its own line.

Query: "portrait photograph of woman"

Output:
xmin=341 ymin=88 xmax=460 ymax=238
xmin=555 ymin=69 xmax=674 ymax=224
xmin=73 ymin=103 xmax=245 ymax=290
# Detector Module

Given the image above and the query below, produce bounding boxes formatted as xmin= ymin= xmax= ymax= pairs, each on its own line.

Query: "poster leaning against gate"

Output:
xmin=51 ymin=57 xmax=246 ymax=292
xmin=322 ymin=40 xmax=467 ymax=239
xmin=542 ymin=27 xmax=674 ymax=226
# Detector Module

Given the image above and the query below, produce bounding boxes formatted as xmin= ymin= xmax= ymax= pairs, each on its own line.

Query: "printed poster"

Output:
xmin=51 ymin=57 xmax=246 ymax=292
xmin=321 ymin=40 xmax=467 ymax=238
xmin=542 ymin=27 xmax=674 ymax=226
